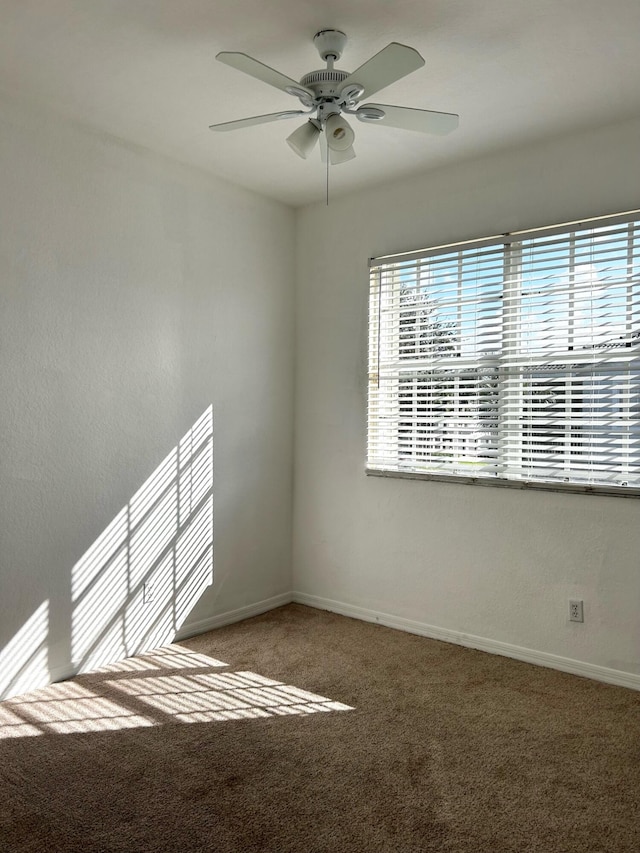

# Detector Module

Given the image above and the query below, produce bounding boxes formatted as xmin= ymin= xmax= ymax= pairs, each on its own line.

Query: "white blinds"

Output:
xmin=367 ymin=212 xmax=640 ymax=493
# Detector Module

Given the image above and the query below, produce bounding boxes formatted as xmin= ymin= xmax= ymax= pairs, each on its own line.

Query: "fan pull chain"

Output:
xmin=326 ymin=148 xmax=330 ymax=206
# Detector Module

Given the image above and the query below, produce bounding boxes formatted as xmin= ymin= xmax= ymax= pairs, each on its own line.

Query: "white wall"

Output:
xmin=0 ymin=94 xmax=295 ymax=698
xmin=2 ymin=95 xmax=639 ymax=701
xmin=293 ymin=118 xmax=640 ymax=679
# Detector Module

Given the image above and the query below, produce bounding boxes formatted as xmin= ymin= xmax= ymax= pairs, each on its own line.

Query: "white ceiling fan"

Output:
xmin=209 ymin=29 xmax=459 ymax=165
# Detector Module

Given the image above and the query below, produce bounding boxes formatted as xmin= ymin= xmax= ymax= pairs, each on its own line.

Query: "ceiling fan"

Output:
xmin=209 ymin=29 xmax=459 ymax=165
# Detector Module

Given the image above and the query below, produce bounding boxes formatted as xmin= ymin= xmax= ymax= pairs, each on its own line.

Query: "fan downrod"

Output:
xmin=313 ymin=29 xmax=347 ymax=63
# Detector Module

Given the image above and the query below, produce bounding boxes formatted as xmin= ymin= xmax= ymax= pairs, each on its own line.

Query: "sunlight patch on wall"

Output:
xmin=0 ymin=601 xmax=49 ymax=701
xmin=71 ymin=408 xmax=214 ymax=674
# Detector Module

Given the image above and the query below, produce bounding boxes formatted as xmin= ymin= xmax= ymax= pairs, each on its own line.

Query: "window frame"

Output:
xmin=366 ymin=210 xmax=640 ymax=498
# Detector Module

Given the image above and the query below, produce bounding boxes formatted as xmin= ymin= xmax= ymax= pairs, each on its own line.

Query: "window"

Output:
xmin=367 ymin=211 xmax=640 ymax=495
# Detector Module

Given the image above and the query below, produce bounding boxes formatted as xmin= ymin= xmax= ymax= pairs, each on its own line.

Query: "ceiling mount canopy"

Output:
xmin=312 ymin=29 xmax=348 ymax=64
xmin=209 ymin=29 xmax=459 ymax=167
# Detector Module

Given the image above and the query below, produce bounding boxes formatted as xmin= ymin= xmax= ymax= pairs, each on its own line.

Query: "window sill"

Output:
xmin=365 ymin=467 xmax=640 ymax=498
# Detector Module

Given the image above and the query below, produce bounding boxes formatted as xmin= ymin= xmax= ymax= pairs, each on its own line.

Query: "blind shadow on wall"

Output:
xmin=0 ymin=406 xmax=215 ymax=701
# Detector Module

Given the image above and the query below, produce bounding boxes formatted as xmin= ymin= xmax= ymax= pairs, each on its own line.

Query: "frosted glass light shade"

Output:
xmin=286 ymin=121 xmax=321 ymax=159
xmin=324 ymin=114 xmax=355 ymax=151
xmin=330 ymin=145 xmax=356 ymax=165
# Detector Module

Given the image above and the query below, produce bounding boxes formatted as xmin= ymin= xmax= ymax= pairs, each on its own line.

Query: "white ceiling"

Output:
xmin=1 ymin=0 xmax=640 ymax=207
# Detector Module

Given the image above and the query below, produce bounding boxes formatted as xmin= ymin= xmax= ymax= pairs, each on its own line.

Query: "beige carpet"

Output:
xmin=1 ymin=603 xmax=639 ymax=852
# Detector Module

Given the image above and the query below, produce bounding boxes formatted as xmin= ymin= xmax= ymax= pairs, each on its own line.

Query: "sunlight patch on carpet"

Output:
xmin=108 ymin=669 xmax=353 ymax=723
xmin=0 ymin=680 xmax=154 ymax=737
xmin=0 ymin=643 xmax=353 ymax=738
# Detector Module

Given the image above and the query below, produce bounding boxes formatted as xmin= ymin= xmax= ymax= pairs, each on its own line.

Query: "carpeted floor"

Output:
xmin=1 ymin=603 xmax=639 ymax=852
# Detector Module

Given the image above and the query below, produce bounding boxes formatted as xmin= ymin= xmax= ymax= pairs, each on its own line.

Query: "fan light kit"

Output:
xmin=209 ymin=29 xmax=459 ymax=168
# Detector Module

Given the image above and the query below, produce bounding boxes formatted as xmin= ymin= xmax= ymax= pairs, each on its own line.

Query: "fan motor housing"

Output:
xmin=300 ymin=68 xmax=349 ymax=98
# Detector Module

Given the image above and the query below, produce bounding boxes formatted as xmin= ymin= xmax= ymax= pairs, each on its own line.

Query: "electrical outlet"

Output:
xmin=569 ymin=599 xmax=584 ymax=623
xmin=143 ymin=582 xmax=155 ymax=604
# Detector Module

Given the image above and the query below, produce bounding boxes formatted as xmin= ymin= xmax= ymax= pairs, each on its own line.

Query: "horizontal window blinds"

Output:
xmin=368 ymin=212 xmax=640 ymax=493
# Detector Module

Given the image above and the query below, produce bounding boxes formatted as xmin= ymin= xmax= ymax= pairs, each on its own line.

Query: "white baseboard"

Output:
xmin=49 ymin=591 xmax=639 ymax=694
xmin=178 ymin=591 xmax=640 ymax=692
xmin=175 ymin=592 xmax=293 ymax=641
xmin=50 ymin=662 xmax=79 ymax=683
xmin=292 ymin=591 xmax=640 ymax=692
xmin=43 ymin=594 xmax=292 ymax=689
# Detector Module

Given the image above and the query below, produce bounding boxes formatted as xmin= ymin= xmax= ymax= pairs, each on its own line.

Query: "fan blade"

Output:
xmin=339 ymin=43 xmax=424 ymax=100
xmin=357 ymin=103 xmax=459 ymax=135
xmin=217 ymin=52 xmax=314 ymax=97
xmin=209 ymin=111 xmax=305 ymax=132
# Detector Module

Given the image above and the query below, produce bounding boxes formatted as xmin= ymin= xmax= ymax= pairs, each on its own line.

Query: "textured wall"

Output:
xmin=0 ymin=96 xmax=295 ymax=698
xmin=293 ymin=117 xmax=640 ymax=677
